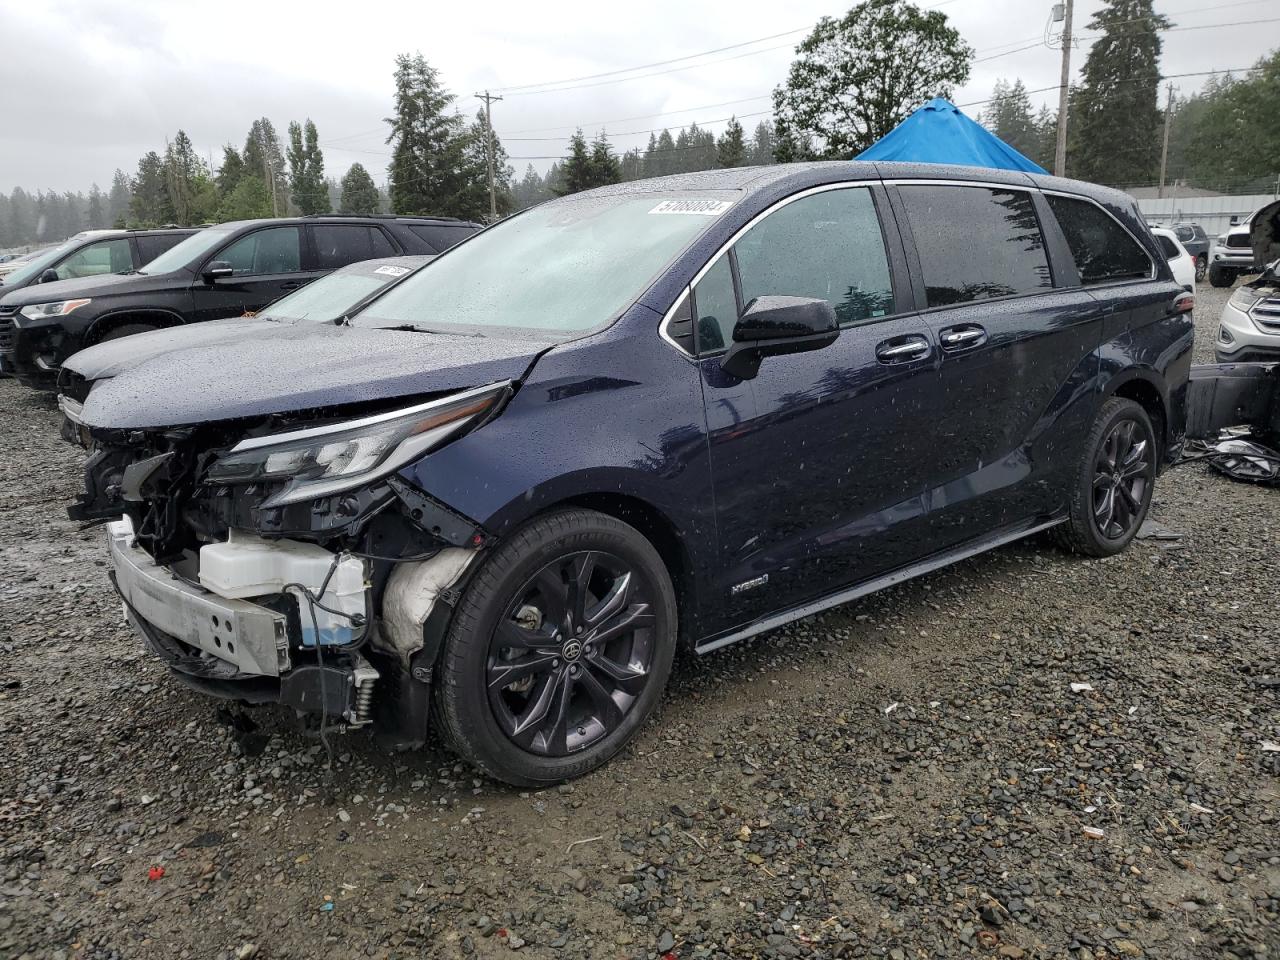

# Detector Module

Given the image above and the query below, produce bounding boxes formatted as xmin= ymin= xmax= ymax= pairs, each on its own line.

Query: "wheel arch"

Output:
xmin=84 ymin=308 xmax=185 ymax=346
xmin=1103 ymin=370 xmax=1169 ymax=463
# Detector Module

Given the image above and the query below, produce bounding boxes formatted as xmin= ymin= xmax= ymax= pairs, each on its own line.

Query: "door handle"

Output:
xmin=939 ymin=324 xmax=987 ymax=351
xmin=875 ymin=335 xmax=931 ymax=364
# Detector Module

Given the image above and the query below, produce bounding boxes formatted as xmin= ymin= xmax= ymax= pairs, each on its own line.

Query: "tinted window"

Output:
xmin=899 ymin=185 xmax=1051 ymax=306
xmin=1174 ymin=226 xmax=1194 ymax=242
xmin=407 ymin=224 xmax=477 ymax=252
xmin=218 ymin=227 xmax=301 ymax=276
xmin=1046 ymin=195 xmax=1151 ymax=284
xmin=312 ymin=225 xmax=393 ymax=270
xmin=1156 ymin=234 xmax=1180 ymax=259
xmin=734 ymin=187 xmax=895 ymax=328
xmin=56 ymin=238 xmax=132 ymax=280
xmin=136 ymin=233 xmax=186 ymax=264
xmin=692 ymin=254 xmax=738 ymax=353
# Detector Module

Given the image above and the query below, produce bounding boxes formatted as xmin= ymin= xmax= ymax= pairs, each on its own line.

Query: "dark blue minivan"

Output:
xmin=72 ymin=162 xmax=1193 ymax=785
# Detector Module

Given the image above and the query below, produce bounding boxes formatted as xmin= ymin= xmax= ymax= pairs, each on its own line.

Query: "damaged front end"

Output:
xmin=75 ymin=383 xmax=512 ymax=745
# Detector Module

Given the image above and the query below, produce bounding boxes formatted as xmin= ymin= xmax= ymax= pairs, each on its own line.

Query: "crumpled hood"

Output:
xmin=1251 ymin=198 xmax=1280 ymax=268
xmin=80 ymin=324 xmax=547 ymax=429
xmin=64 ymin=317 xmax=299 ymax=382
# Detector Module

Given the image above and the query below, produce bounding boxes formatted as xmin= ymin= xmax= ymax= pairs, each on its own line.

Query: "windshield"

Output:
xmin=260 ymin=272 xmax=397 ymax=322
xmin=139 ymin=227 xmax=233 ymax=275
xmin=2 ymin=241 xmax=76 ymax=286
xmin=354 ymin=191 xmax=737 ymax=337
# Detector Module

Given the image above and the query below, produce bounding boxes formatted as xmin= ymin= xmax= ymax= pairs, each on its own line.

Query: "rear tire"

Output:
xmin=433 ymin=508 xmax=677 ymax=786
xmin=1054 ymin=397 xmax=1156 ymax=557
xmin=1194 ymin=255 xmax=1207 ymax=283
xmin=1207 ymin=264 xmax=1235 ymax=288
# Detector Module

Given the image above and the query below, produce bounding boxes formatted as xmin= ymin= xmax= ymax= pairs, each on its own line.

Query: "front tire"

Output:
xmin=1194 ymin=255 xmax=1207 ymax=283
xmin=1207 ymin=264 xmax=1235 ymax=288
xmin=99 ymin=322 xmax=156 ymax=342
xmin=433 ymin=508 xmax=677 ymax=786
xmin=1054 ymin=398 xmax=1156 ymax=557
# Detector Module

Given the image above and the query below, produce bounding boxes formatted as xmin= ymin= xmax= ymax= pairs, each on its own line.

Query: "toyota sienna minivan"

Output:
xmin=71 ymin=162 xmax=1193 ymax=785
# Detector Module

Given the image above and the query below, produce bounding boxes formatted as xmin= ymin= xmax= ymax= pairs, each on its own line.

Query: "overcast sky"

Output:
xmin=0 ymin=0 xmax=1276 ymax=193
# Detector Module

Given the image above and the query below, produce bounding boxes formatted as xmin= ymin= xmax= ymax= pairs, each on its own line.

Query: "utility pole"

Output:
xmin=1053 ymin=0 xmax=1074 ymax=177
xmin=476 ymin=90 xmax=504 ymax=221
xmin=1157 ymin=83 xmax=1176 ymax=199
xmin=260 ymin=133 xmax=279 ymax=218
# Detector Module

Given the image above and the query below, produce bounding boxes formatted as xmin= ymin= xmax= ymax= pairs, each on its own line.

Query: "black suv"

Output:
xmin=0 ymin=215 xmax=478 ymax=389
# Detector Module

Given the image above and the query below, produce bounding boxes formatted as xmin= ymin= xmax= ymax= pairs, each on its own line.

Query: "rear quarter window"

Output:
xmin=1047 ymin=195 xmax=1152 ymax=285
xmin=406 ymin=224 xmax=478 ymax=253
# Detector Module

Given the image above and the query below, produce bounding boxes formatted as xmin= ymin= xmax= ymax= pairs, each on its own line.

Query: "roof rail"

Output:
xmin=299 ymin=213 xmax=469 ymax=223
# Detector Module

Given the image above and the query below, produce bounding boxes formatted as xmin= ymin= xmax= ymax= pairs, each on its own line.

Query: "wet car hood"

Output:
xmin=0 ymin=269 xmax=186 ymax=306
xmin=80 ymin=324 xmax=546 ymax=429
xmin=64 ymin=316 xmax=304 ymax=382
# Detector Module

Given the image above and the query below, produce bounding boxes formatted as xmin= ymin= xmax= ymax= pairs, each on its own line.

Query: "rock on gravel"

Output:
xmin=0 ymin=284 xmax=1277 ymax=959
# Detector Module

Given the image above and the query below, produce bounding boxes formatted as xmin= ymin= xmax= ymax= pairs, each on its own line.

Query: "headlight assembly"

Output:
xmin=207 ymin=381 xmax=511 ymax=506
xmin=1229 ymin=287 xmax=1264 ymax=311
xmin=19 ymin=299 xmax=92 ymax=321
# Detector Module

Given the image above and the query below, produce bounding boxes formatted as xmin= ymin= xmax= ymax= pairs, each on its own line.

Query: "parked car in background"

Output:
xmin=1215 ymin=198 xmax=1280 ymax=362
xmin=0 ymin=229 xmax=194 ymax=295
xmin=0 ymin=249 xmax=50 ymax=279
xmin=58 ymin=254 xmax=433 ymax=443
xmin=1151 ymin=226 xmax=1196 ymax=291
xmin=1171 ymin=222 xmax=1209 ymax=281
xmin=0 ymin=214 xmax=479 ymax=389
xmin=1207 ymin=203 xmax=1280 ymax=287
xmin=70 ymin=163 xmax=1192 ymax=785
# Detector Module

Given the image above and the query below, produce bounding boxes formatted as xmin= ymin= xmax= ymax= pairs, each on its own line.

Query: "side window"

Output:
xmin=369 ymin=228 xmax=396 ymax=258
xmin=1174 ymin=226 xmax=1194 ymax=243
xmin=691 ymin=255 xmax=738 ymax=353
xmin=1156 ymin=234 xmax=1180 ymax=259
xmin=1046 ymin=195 xmax=1152 ymax=285
xmin=136 ymin=233 xmax=185 ymax=264
xmin=734 ymin=187 xmax=895 ymax=327
xmin=408 ymin=224 xmax=477 ymax=252
xmin=56 ymin=238 xmax=132 ymax=280
xmin=218 ymin=227 xmax=302 ymax=276
xmin=898 ymin=185 xmax=1052 ymax=306
xmin=312 ymin=225 xmax=384 ymax=270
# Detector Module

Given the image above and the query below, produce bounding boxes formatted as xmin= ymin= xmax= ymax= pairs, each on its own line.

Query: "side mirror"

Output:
xmin=39 ymin=268 xmax=60 ymax=283
xmin=202 ymin=260 xmax=235 ymax=282
xmin=721 ymin=295 xmax=839 ymax=380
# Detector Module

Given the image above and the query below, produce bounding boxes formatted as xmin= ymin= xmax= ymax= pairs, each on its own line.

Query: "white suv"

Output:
xmin=1217 ymin=261 xmax=1280 ymax=362
xmin=1208 ymin=203 xmax=1276 ymax=288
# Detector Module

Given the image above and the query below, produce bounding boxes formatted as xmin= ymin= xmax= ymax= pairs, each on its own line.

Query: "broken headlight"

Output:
xmin=1229 ymin=287 xmax=1264 ymax=311
xmin=206 ymin=381 xmax=510 ymax=507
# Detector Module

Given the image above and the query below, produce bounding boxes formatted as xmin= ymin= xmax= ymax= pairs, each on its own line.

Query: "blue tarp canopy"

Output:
xmin=856 ymin=98 xmax=1047 ymax=174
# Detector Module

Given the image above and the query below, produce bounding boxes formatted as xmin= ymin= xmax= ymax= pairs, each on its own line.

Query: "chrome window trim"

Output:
xmin=657 ymin=180 xmax=877 ymax=359
xmin=1037 ymin=188 xmax=1158 ymax=283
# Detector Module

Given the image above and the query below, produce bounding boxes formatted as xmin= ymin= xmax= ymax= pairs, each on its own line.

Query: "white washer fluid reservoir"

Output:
xmin=198 ymin=530 xmax=366 ymax=646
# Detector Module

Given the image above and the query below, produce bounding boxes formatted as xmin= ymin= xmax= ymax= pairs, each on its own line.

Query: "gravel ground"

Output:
xmin=1 ymin=284 xmax=1277 ymax=960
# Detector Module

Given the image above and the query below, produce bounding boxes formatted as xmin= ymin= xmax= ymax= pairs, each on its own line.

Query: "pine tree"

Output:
xmin=463 ymin=109 xmax=513 ymax=220
xmin=717 ymin=117 xmax=746 ymax=167
xmin=243 ymin=118 xmax=288 ymax=215
xmin=1031 ymin=105 xmax=1058 ymax=172
xmin=981 ymin=79 xmax=1039 ymax=159
xmin=619 ymin=148 xmax=643 ymax=181
xmin=218 ymin=176 xmax=274 ymax=221
xmin=131 ymin=151 xmax=174 ymax=225
xmin=511 ymin=164 xmax=551 ymax=210
xmin=385 ymin=52 xmax=478 ymax=216
xmin=287 ymin=119 xmax=330 ymax=215
xmin=1068 ymin=0 xmax=1169 ymax=184
xmin=686 ymin=123 xmax=717 ymax=170
xmin=560 ymin=130 xmax=594 ymax=195
xmin=653 ymin=130 xmax=677 ymax=177
xmin=216 ymin=146 xmax=246 ymax=198
xmin=86 ymin=184 xmax=106 ymax=229
xmin=107 ymin=171 xmax=132 ymax=228
xmin=163 ymin=130 xmax=204 ymax=224
xmin=748 ymin=121 xmax=777 ymax=165
xmin=339 ymin=163 xmax=381 ymax=215
xmin=7 ymin=188 xmax=33 ymax=244
xmin=589 ymin=132 xmax=621 ymax=187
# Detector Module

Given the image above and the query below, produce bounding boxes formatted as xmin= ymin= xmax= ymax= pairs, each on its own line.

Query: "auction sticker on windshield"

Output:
xmin=374 ymin=265 xmax=412 ymax=277
xmin=649 ymin=199 xmax=733 ymax=216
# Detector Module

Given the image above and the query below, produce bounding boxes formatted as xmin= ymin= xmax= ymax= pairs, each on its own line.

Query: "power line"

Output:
xmin=491 ymin=26 xmax=808 ymax=94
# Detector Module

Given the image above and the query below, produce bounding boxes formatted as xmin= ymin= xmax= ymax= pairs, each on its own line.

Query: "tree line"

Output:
xmin=3 ymin=0 xmax=1277 ymax=248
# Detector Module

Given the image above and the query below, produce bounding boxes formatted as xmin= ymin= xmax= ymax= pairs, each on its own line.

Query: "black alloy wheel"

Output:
xmin=433 ymin=508 xmax=676 ymax=786
xmin=486 ymin=550 xmax=657 ymax=756
xmin=1092 ymin=419 xmax=1152 ymax=541
xmin=1054 ymin=397 xmax=1157 ymax=557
